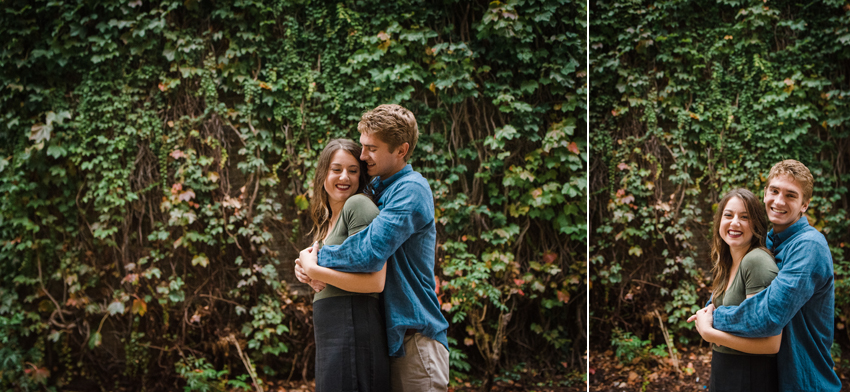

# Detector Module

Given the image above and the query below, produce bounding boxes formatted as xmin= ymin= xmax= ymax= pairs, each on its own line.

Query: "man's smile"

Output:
xmin=770 ymin=207 xmax=787 ymax=215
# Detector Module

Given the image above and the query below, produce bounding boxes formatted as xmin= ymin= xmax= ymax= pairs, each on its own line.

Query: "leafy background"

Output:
xmin=0 ymin=0 xmax=585 ymax=390
xmin=590 ymin=0 xmax=850 ymax=386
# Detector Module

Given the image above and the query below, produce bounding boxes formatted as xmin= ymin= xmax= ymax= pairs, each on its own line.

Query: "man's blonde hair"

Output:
xmin=357 ymin=104 xmax=418 ymax=161
xmin=766 ymin=159 xmax=814 ymax=203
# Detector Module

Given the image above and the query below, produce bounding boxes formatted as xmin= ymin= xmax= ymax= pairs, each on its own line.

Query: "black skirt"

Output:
xmin=313 ymin=295 xmax=390 ymax=392
xmin=710 ymin=350 xmax=778 ymax=392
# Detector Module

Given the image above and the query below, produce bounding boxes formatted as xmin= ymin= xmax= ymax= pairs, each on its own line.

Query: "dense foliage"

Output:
xmin=590 ymin=0 xmax=850 ymax=365
xmin=0 ymin=0 xmax=584 ymax=390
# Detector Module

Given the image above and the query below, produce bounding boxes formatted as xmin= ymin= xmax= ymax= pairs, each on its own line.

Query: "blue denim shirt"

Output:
xmin=317 ymin=164 xmax=449 ymax=357
xmin=713 ymin=217 xmax=840 ymax=392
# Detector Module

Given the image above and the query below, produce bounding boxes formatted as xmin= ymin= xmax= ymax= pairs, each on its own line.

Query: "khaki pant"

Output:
xmin=390 ymin=333 xmax=450 ymax=392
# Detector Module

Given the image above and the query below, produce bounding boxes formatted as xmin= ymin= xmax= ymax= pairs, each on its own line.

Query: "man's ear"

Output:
xmin=395 ymin=142 xmax=409 ymax=159
xmin=801 ymin=199 xmax=809 ymax=214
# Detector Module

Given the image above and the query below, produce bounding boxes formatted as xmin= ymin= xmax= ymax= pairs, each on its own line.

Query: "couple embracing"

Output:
xmin=689 ymin=160 xmax=841 ymax=392
xmin=293 ymin=104 xmax=450 ymax=391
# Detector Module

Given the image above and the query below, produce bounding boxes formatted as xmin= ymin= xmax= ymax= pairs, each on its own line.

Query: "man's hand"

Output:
xmin=686 ymin=303 xmax=715 ymax=323
xmin=299 ymin=243 xmax=319 ymax=273
xmin=294 ymin=243 xmax=326 ymax=293
xmin=294 ymin=258 xmax=311 ymax=284
xmin=690 ymin=304 xmax=716 ymax=343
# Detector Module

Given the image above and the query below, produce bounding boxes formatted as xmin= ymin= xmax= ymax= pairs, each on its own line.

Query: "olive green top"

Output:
xmin=313 ymin=194 xmax=381 ymax=303
xmin=713 ymin=247 xmax=778 ymax=356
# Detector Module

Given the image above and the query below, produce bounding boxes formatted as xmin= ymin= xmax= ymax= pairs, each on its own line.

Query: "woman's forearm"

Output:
xmin=704 ymin=328 xmax=782 ymax=355
xmin=305 ymin=261 xmax=387 ymax=293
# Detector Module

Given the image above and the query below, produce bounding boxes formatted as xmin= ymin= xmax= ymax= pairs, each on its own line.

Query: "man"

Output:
xmin=694 ymin=159 xmax=840 ymax=391
xmin=296 ymin=104 xmax=450 ymax=391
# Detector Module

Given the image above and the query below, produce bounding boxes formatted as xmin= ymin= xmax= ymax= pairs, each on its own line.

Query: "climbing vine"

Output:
xmin=0 ymin=0 xmax=584 ymax=389
xmin=590 ymin=0 xmax=850 ymax=361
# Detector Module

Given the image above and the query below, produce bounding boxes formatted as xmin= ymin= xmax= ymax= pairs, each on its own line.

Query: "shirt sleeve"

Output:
xmin=343 ymin=195 xmax=380 ymax=236
xmin=317 ymin=180 xmax=432 ymax=273
xmin=741 ymin=250 xmax=779 ymax=296
xmin=713 ymin=236 xmax=829 ymax=337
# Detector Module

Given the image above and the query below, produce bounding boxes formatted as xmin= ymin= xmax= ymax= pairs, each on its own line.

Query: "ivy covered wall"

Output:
xmin=590 ymin=0 xmax=850 ymax=360
xmin=0 ymin=0 xmax=585 ymax=389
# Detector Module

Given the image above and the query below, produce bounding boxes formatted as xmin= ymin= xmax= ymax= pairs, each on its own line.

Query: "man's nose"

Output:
xmin=360 ymin=149 xmax=368 ymax=161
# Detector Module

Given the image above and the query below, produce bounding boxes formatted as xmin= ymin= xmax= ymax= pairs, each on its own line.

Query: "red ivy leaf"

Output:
xmin=557 ymin=290 xmax=570 ymax=303
xmin=121 ymin=273 xmax=138 ymax=284
xmin=568 ymin=141 xmax=580 ymax=155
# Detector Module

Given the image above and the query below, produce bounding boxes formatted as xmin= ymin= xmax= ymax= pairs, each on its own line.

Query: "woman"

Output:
xmin=295 ymin=139 xmax=390 ymax=392
xmin=691 ymin=188 xmax=781 ymax=392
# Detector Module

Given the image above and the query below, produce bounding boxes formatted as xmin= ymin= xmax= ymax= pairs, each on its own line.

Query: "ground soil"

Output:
xmin=590 ymin=344 xmax=850 ymax=392
xmin=262 ymin=375 xmax=584 ymax=392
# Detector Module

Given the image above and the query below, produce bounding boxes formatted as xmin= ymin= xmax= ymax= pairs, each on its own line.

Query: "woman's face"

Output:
xmin=323 ymin=149 xmax=360 ymax=206
xmin=719 ymin=196 xmax=753 ymax=251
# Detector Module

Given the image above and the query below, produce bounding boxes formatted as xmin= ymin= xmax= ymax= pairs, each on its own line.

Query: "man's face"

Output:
xmin=764 ymin=174 xmax=809 ymax=233
xmin=359 ymin=132 xmax=406 ymax=179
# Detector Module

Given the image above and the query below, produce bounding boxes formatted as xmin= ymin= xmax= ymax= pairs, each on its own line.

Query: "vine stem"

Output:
xmin=227 ymin=333 xmax=263 ymax=392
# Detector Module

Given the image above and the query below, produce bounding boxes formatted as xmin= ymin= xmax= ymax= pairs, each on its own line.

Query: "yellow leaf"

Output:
xmin=132 ymin=299 xmax=147 ymax=316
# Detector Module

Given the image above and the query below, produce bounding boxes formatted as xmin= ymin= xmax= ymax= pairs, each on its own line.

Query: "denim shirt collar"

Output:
xmin=373 ymin=164 xmax=412 ymax=195
xmin=768 ymin=216 xmax=810 ymax=253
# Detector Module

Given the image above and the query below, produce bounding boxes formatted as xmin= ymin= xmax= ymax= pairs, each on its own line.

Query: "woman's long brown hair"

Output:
xmin=308 ymin=139 xmax=372 ymax=243
xmin=710 ymin=188 xmax=772 ymax=302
